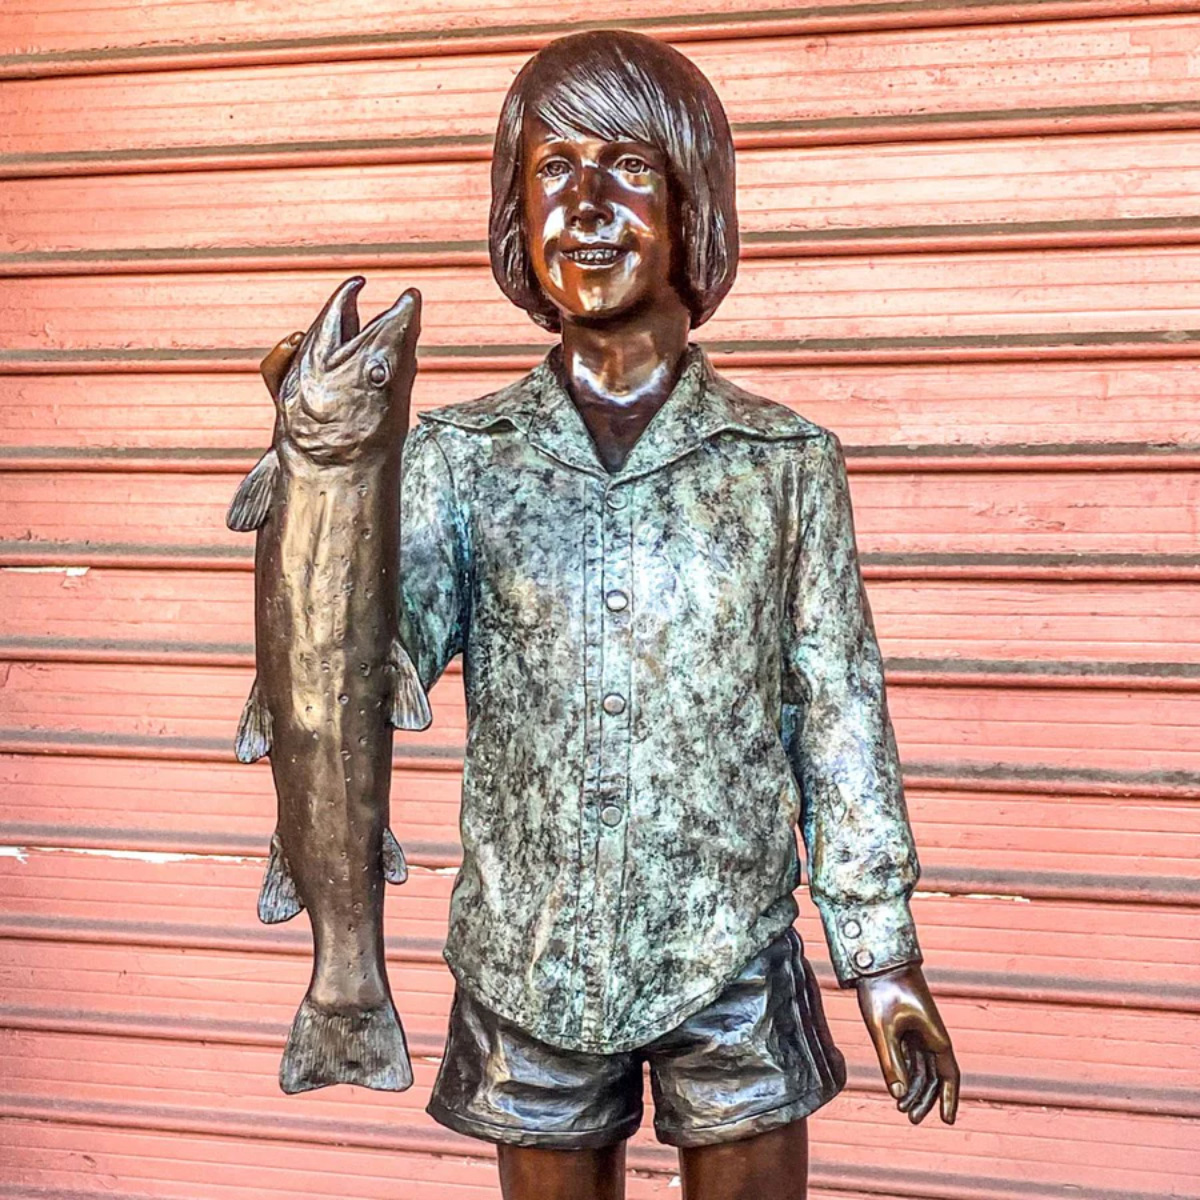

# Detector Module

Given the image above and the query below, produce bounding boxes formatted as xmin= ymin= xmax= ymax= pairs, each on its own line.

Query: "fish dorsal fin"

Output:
xmin=389 ymin=639 xmax=432 ymax=731
xmin=258 ymin=833 xmax=303 ymax=924
xmin=235 ymin=678 xmax=273 ymax=763
xmin=382 ymin=828 xmax=408 ymax=885
xmin=226 ymin=448 xmax=280 ymax=532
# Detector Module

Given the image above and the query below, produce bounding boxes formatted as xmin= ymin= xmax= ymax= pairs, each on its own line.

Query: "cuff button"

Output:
xmin=842 ymin=919 xmax=862 ymax=939
xmin=854 ymin=949 xmax=875 ymax=970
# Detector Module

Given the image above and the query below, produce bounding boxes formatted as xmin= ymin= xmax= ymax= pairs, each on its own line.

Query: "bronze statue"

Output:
xmin=237 ymin=28 xmax=959 ymax=1198
xmin=227 ymin=280 xmax=430 ymax=1093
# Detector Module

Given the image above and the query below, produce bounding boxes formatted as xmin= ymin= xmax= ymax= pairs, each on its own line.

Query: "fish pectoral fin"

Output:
xmin=381 ymin=828 xmax=408 ymax=885
xmin=388 ymin=638 xmax=432 ymax=731
xmin=258 ymin=833 xmax=303 ymax=924
xmin=226 ymin=448 xmax=280 ymax=532
xmin=235 ymin=679 xmax=273 ymax=763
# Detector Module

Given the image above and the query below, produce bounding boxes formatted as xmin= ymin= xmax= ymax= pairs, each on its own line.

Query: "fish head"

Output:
xmin=276 ymin=277 xmax=422 ymax=464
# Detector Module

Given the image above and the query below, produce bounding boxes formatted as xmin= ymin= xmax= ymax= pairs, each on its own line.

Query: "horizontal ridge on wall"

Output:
xmin=4 ymin=635 xmax=1200 ymax=692
xmin=6 ymin=104 xmax=1200 ymax=178
xmin=5 ymin=1 xmax=1199 ymax=79
xmin=6 ymin=337 xmax=1200 ymax=374
xmin=3 ymin=443 xmax=1199 ymax=474
xmin=3 ymin=730 xmax=1199 ymax=800
xmin=4 ymin=542 xmax=1199 ymax=581
xmin=0 ymin=1093 xmax=1179 ymax=1200
xmin=0 ymin=912 xmax=1194 ymax=1014
xmin=0 ymin=820 xmax=1194 ymax=906
xmin=0 ymin=1015 xmax=1193 ymax=1119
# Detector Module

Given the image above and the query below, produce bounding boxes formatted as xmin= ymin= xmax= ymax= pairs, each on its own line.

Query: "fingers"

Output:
xmin=939 ymin=1054 xmax=961 ymax=1125
xmin=260 ymin=331 xmax=304 ymax=400
xmin=907 ymin=1050 xmax=941 ymax=1124
xmin=896 ymin=1037 xmax=926 ymax=1114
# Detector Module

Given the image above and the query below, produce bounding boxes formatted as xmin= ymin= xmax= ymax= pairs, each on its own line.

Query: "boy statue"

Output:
xmin=260 ymin=28 xmax=958 ymax=1200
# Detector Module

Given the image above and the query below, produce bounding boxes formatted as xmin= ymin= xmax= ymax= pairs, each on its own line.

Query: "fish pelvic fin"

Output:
xmin=279 ymin=996 xmax=414 ymax=1094
xmin=226 ymin=448 xmax=280 ymax=532
xmin=389 ymin=638 xmax=432 ymax=731
xmin=382 ymin=827 xmax=408 ymax=885
xmin=258 ymin=832 xmax=303 ymax=924
xmin=235 ymin=678 xmax=273 ymax=763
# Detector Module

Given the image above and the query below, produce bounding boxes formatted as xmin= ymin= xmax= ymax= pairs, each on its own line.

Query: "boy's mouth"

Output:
xmin=562 ymin=246 xmax=626 ymax=266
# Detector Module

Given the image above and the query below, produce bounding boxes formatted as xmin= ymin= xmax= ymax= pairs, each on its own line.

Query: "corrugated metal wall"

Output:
xmin=2 ymin=3 xmax=1199 ymax=1197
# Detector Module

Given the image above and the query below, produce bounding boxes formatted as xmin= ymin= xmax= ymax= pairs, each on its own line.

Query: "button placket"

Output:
xmin=569 ymin=479 xmax=606 ymax=1044
xmin=580 ymin=481 xmax=635 ymax=1040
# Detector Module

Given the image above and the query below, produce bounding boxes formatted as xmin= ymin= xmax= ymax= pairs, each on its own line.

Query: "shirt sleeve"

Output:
xmin=398 ymin=421 xmax=469 ymax=691
xmin=780 ymin=431 xmax=922 ymax=986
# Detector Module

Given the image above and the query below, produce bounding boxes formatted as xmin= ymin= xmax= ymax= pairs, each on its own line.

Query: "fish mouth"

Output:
xmin=307 ymin=277 xmax=420 ymax=370
xmin=561 ymin=245 xmax=627 ymax=267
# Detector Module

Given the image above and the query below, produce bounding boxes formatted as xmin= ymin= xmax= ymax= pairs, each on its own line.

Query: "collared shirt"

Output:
xmin=398 ymin=344 xmax=921 ymax=1054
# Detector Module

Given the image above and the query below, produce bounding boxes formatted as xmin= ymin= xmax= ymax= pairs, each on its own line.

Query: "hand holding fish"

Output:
xmin=226 ymin=278 xmax=431 ymax=1094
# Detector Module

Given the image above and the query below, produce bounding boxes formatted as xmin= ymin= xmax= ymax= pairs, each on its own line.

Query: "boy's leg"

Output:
xmin=498 ymin=1142 xmax=627 ymax=1200
xmin=678 ymin=1118 xmax=808 ymax=1200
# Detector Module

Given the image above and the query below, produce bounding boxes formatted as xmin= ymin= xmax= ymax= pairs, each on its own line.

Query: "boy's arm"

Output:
xmin=782 ymin=431 xmax=958 ymax=1126
xmin=398 ymin=422 xmax=468 ymax=692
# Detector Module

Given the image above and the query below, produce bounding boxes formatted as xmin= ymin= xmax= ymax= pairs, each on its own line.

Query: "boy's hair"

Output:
xmin=489 ymin=30 xmax=739 ymax=332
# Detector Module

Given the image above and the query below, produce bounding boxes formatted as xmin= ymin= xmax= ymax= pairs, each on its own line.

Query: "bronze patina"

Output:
xmin=238 ymin=27 xmax=960 ymax=1199
xmin=227 ymin=279 xmax=430 ymax=1094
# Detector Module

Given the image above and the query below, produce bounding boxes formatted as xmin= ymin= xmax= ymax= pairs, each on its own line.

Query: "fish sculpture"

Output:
xmin=226 ymin=277 xmax=431 ymax=1094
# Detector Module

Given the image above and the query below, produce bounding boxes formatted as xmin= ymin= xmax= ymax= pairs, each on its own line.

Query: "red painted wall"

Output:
xmin=1 ymin=4 xmax=1198 ymax=1197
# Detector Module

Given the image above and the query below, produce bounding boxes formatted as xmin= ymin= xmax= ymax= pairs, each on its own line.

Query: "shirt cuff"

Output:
xmin=814 ymin=894 xmax=923 ymax=986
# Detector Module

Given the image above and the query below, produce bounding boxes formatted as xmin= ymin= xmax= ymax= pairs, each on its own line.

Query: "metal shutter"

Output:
xmin=2 ymin=4 xmax=1198 ymax=1197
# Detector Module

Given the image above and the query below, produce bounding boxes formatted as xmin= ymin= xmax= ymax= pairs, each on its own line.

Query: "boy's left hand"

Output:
xmin=856 ymin=962 xmax=960 ymax=1126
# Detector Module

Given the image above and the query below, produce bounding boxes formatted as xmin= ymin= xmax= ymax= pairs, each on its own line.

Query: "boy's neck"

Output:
xmin=559 ymin=295 xmax=691 ymax=473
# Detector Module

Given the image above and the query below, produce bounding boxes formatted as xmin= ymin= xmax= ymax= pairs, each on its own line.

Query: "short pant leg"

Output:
xmin=427 ymin=987 xmax=645 ymax=1149
xmin=647 ymin=928 xmax=847 ymax=1148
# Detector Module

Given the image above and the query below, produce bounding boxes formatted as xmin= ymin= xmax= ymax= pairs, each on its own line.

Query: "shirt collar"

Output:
xmin=422 ymin=342 xmax=820 ymax=481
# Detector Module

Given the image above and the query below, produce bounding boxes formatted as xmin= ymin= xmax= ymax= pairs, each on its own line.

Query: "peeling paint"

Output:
xmin=1 ymin=565 xmax=89 ymax=576
xmin=0 ymin=845 xmax=261 ymax=865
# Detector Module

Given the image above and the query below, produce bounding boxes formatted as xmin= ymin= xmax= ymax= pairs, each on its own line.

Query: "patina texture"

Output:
xmin=399 ymin=342 xmax=922 ymax=1055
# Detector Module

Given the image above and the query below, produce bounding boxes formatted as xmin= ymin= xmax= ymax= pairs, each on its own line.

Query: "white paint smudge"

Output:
xmin=1 ymin=566 xmax=89 ymax=576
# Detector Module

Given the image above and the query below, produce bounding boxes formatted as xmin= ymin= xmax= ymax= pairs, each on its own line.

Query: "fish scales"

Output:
xmin=226 ymin=277 xmax=431 ymax=1094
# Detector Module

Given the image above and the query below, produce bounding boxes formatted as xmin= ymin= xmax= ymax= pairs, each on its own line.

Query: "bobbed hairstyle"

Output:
xmin=489 ymin=30 xmax=739 ymax=332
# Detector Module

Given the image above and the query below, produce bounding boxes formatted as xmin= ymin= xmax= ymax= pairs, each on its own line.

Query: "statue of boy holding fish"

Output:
xmin=229 ymin=29 xmax=959 ymax=1200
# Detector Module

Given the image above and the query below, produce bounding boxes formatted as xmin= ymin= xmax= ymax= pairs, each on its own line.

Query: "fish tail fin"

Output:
xmin=226 ymin=447 xmax=280 ymax=532
xmin=258 ymin=832 xmax=303 ymax=924
xmin=389 ymin=638 xmax=432 ymax=731
xmin=279 ymin=996 xmax=414 ymax=1094
xmin=381 ymin=827 xmax=408 ymax=884
xmin=235 ymin=678 xmax=273 ymax=763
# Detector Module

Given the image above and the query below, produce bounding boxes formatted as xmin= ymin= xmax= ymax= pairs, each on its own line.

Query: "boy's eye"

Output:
xmin=617 ymin=155 xmax=650 ymax=175
xmin=537 ymin=158 xmax=570 ymax=179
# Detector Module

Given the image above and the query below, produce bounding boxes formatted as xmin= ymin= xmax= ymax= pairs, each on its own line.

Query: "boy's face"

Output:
xmin=520 ymin=113 xmax=682 ymax=324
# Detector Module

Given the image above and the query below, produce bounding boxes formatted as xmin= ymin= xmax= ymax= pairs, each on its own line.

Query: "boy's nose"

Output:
xmin=566 ymin=167 xmax=612 ymax=230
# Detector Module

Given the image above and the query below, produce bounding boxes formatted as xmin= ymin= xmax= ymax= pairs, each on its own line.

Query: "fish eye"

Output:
xmin=367 ymin=359 xmax=390 ymax=388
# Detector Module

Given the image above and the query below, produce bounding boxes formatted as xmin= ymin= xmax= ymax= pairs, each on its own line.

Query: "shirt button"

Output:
xmin=600 ymin=804 xmax=624 ymax=827
xmin=606 ymin=490 xmax=628 ymax=510
xmin=842 ymin=919 xmax=862 ymax=939
xmin=854 ymin=949 xmax=875 ymax=971
xmin=605 ymin=590 xmax=629 ymax=612
xmin=602 ymin=693 xmax=626 ymax=716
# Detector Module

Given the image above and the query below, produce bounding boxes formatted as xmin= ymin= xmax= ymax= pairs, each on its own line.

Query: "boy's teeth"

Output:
xmin=570 ymin=247 xmax=619 ymax=263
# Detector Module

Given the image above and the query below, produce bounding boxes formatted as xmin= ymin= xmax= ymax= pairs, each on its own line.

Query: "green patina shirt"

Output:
xmin=398 ymin=344 xmax=922 ymax=1054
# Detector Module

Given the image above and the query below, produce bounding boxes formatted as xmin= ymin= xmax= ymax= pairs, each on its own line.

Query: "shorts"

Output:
xmin=426 ymin=928 xmax=846 ymax=1149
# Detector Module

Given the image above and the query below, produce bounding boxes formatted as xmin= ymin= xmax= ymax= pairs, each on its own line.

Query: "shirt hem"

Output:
xmin=442 ymin=911 xmax=797 ymax=1054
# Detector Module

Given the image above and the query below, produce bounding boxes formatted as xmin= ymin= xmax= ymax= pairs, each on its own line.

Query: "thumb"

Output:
xmin=871 ymin=1024 xmax=910 ymax=1100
